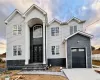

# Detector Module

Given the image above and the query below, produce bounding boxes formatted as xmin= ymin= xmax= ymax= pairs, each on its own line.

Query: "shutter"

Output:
xmin=70 ymin=26 xmax=73 ymax=35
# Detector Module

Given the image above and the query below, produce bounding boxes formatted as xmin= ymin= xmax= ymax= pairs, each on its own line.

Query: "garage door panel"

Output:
xmin=72 ymin=48 xmax=86 ymax=68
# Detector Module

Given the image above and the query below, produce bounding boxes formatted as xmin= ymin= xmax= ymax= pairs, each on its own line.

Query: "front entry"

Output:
xmin=29 ymin=24 xmax=43 ymax=63
xmin=72 ymin=48 xmax=86 ymax=68
xmin=33 ymin=45 xmax=43 ymax=62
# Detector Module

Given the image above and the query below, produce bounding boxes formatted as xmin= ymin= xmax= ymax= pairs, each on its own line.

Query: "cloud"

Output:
xmin=0 ymin=38 xmax=6 ymax=54
xmin=0 ymin=0 xmax=100 ymax=52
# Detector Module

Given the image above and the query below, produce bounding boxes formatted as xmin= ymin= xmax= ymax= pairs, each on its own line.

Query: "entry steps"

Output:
xmin=22 ymin=63 xmax=48 ymax=71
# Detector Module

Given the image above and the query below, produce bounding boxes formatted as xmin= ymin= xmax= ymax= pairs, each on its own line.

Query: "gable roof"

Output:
xmin=23 ymin=4 xmax=47 ymax=17
xmin=67 ymin=17 xmax=86 ymax=24
xmin=48 ymin=17 xmax=86 ymax=26
xmin=64 ymin=31 xmax=93 ymax=41
xmin=5 ymin=4 xmax=47 ymax=24
xmin=48 ymin=19 xmax=63 ymax=25
xmin=5 ymin=9 xmax=22 ymax=24
xmin=5 ymin=4 xmax=85 ymax=25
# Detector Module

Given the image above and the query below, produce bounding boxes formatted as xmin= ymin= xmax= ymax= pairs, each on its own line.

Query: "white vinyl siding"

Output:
xmin=70 ymin=26 xmax=77 ymax=35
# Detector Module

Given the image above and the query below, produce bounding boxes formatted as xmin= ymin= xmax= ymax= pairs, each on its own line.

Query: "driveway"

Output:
xmin=63 ymin=68 xmax=100 ymax=80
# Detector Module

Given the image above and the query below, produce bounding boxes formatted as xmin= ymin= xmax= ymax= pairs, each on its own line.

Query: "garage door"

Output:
xmin=72 ymin=48 xmax=86 ymax=68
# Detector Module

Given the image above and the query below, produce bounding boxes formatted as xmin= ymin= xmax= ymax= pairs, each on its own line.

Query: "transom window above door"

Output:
xmin=33 ymin=25 xmax=42 ymax=38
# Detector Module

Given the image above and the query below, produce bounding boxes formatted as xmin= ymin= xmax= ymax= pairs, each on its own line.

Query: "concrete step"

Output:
xmin=22 ymin=63 xmax=48 ymax=71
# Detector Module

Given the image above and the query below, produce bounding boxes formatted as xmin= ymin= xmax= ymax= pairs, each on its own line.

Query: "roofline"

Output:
xmin=64 ymin=31 xmax=93 ymax=41
xmin=66 ymin=17 xmax=86 ymax=24
xmin=48 ymin=17 xmax=86 ymax=26
xmin=23 ymin=4 xmax=47 ymax=17
xmin=4 ymin=9 xmax=22 ymax=24
xmin=5 ymin=5 xmax=86 ymax=25
xmin=48 ymin=18 xmax=63 ymax=25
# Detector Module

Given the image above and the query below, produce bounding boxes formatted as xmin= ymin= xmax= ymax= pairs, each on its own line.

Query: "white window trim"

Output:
xmin=51 ymin=45 xmax=59 ymax=55
xmin=13 ymin=24 xmax=22 ymax=35
xmin=70 ymin=26 xmax=77 ymax=35
xmin=13 ymin=45 xmax=22 ymax=56
xmin=51 ymin=27 xmax=59 ymax=36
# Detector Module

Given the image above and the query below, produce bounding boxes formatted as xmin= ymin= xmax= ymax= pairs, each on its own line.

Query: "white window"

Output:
xmin=56 ymin=46 xmax=59 ymax=54
xmin=51 ymin=27 xmax=59 ymax=36
xmin=71 ymin=49 xmax=77 ymax=52
xmin=13 ymin=46 xmax=17 ymax=56
xmin=18 ymin=45 xmax=22 ymax=55
xmin=13 ymin=45 xmax=22 ymax=56
xmin=13 ymin=25 xmax=22 ymax=35
xmin=18 ymin=25 xmax=22 ymax=34
xmin=51 ymin=45 xmax=59 ymax=55
xmin=13 ymin=25 xmax=17 ymax=35
xmin=70 ymin=26 xmax=77 ymax=35
xmin=79 ymin=49 xmax=85 ymax=52
xmin=51 ymin=46 xmax=55 ymax=55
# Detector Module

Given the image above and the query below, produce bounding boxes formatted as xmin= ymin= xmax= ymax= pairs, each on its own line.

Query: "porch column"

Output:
xmin=43 ymin=21 xmax=46 ymax=64
xmin=25 ymin=22 xmax=30 ymax=65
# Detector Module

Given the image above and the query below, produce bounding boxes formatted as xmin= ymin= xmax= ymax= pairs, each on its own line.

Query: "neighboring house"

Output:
xmin=92 ymin=49 xmax=100 ymax=61
xmin=5 ymin=4 xmax=93 ymax=69
xmin=0 ymin=53 xmax=6 ymax=61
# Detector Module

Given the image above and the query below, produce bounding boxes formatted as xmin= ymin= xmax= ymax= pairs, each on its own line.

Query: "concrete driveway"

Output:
xmin=63 ymin=68 xmax=100 ymax=80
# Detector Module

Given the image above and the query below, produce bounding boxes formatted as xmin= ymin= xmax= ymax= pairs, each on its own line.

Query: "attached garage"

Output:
xmin=72 ymin=48 xmax=86 ymax=68
xmin=64 ymin=31 xmax=93 ymax=68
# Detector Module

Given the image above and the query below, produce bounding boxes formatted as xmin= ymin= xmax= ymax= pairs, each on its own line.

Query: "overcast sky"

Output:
xmin=0 ymin=0 xmax=100 ymax=54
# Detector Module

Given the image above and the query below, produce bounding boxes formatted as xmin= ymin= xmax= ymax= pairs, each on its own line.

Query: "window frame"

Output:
xmin=13 ymin=45 xmax=22 ymax=56
xmin=70 ymin=25 xmax=77 ymax=35
xmin=13 ymin=45 xmax=17 ymax=56
xmin=51 ymin=46 xmax=55 ymax=55
xmin=13 ymin=25 xmax=22 ymax=35
xmin=51 ymin=27 xmax=59 ymax=36
xmin=51 ymin=45 xmax=59 ymax=55
xmin=56 ymin=45 xmax=59 ymax=55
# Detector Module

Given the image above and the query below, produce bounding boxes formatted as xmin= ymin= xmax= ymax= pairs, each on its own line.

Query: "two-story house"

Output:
xmin=5 ymin=4 xmax=93 ymax=70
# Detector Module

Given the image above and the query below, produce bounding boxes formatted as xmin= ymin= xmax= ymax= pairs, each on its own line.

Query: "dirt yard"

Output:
xmin=11 ymin=74 xmax=67 ymax=80
xmin=0 ymin=69 xmax=67 ymax=80
xmin=48 ymin=66 xmax=65 ymax=72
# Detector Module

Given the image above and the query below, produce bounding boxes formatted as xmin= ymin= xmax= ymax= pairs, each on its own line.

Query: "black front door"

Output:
xmin=33 ymin=45 xmax=43 ymax=63
xmin=72 ymin=48 xmax=86 ymax=68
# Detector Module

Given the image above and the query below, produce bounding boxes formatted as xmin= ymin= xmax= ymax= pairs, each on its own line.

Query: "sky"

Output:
xmin=0 ymin=0 xmax=100 ymax=54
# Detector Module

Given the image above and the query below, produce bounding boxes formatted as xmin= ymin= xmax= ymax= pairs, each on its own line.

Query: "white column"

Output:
xmin=65 ymin=42 xmax=68 ymax=68
xmin=25 ymin=22 xmax=29 ymax=65
xmin=43 ymin=21 xmax=46 ymax=64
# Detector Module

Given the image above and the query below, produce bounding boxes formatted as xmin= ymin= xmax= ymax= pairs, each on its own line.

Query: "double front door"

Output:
xmin=33 ymin=45 xmax=43 ymax=63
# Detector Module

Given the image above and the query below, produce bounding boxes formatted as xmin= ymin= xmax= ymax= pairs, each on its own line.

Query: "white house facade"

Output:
xmin=5 ymin=4 xmax=93 ymax=70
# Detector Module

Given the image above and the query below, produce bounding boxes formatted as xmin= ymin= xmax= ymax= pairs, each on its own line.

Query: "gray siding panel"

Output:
xmin=67 ymin=34 xmax=92 ymax=68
